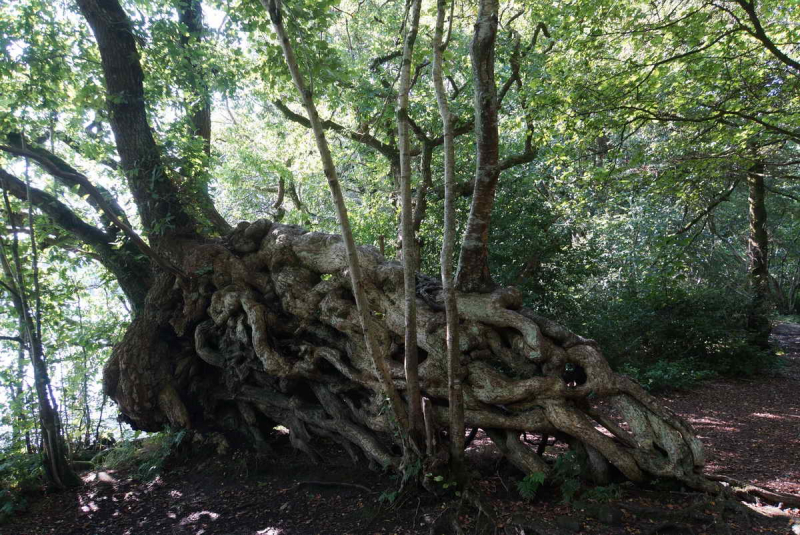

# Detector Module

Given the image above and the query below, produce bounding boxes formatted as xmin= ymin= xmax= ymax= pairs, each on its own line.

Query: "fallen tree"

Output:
xmin=6 ymin=0 xmax=798 ymax=509
xmin=105 ymin=218 xmax=717 ymax=492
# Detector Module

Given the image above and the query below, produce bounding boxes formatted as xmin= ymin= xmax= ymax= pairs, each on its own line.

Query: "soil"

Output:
xmin=3 ymin=325 xmax=800 ymax=535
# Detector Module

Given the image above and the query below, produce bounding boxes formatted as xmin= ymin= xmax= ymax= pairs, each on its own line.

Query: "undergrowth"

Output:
xmin=516 ymin=450 xmax=622 ymax=506
xmin=560 ymin=285 xmax=784 ymax=392
xmin=93 ymin=428 xmax=187 ymax=481
xmin=0 ymin=451 xmax=43 ymax=524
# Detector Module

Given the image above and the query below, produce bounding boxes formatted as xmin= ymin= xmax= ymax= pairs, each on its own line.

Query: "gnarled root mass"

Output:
xmin=104 ymin=219 xmax=714 ymax=489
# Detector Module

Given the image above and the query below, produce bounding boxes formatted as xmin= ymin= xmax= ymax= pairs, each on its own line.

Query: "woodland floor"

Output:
xmin=3 ymin=325 xmax=800 ymax=535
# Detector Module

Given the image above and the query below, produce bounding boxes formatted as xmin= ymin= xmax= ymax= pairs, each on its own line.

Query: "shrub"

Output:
xmin=0 ymin=452 xmax=43 ymax=524
xmin=619 ymin=360 xmax=717 ymax=392
xmin=558 ymin=283 xmax=783 ymax=391
xmin=94 ymin=428 xmax=188 ymax=480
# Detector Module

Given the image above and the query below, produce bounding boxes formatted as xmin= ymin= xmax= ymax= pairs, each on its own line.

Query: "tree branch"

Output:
xmin=273 ymin=100 xmax=398 ymax=160
xmin=369 ymin=50 xmax=402 ymax=71
xmin=2 ymin=136 xmax=129 ymax=231
xmin=733 ymin=0 xmax=800 ymax=72
xmin=0 ymin=167 xmax=151 ymax=311
xmin=672 ymin=179 xmax=740 ymax=236
xmin=0 ymin=146 xmax=187 ymax=280
xmin=0 ymin=167 xmax=113 ymax=247
xmin=0 ymin=335 xmax=26 ymax=348
xmin=499 ymin=148 xmax=538 ymax=171
xmin=765 ymin=184 xmax=800 ymax=203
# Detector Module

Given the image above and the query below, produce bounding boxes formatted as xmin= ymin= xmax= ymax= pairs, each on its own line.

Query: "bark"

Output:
xmin=397 ymin=0 xmax=424 ymax=444
xmin=456 ymin=0 xmax=501 ymax=293
xmin=746 ymin=161 xmax=770 ymax=348
xmin=103 ymin=218 xmax=714 ymax=491
xmin=433 ymin=0 xmax=465 ymax=474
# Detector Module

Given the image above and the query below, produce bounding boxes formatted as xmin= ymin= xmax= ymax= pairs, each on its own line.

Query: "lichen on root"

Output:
xmin=104 ymin=219 xmax=713 ymax=489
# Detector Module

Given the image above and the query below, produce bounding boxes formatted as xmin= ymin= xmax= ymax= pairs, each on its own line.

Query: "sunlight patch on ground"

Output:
xmin=256 ymin=528 xmax=283 ymax=534
xmin=684 ymin=416 xmax=739 ymax=431
xmin=78 ymin=494 xmax=99 ymax=513
xmin=82 ymin=501 xmax=99 ymax=513
xmin=181 ymin=510 xmax=220 ymax=526
xmin=751 ymin=412 xmax=787 ymax=420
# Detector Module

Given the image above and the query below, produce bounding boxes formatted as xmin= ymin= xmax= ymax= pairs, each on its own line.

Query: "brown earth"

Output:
xmin=3 ymin=325 xmax=800 ymax=535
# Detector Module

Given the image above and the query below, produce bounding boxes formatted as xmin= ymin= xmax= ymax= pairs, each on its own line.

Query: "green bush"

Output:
xmin=558 ymin=283 xmax=782 ymax=391
xmin=619 ymin=360 xmax=717 ymax=392
xmin=0 ymin=452 xmax=43 ymax=523
xmin=552 ymin=450 xmax=586 ymax=503
xmin=94 ymin=428 xmax=187 ymax=480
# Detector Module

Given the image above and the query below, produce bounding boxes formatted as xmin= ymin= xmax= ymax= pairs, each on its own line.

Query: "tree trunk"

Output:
xmin=77 ymin=0 xmax=197 ymax=240
xmin=177 ymin=0 xmax=232 ymax=235
xmin=0 ymin=186 xmax=79 ymax=489
xmin=433 ymin=0 xmax=466 ymax=474
xmin=397 ymin=0 xmax=425 ymax=446
xmin=456 ymin=0 xmax=501 ymax=293
xmin=747 ymin=160 xmax=771 ymax=348
xmin=261 ymin=0 xmax=411 ymax=441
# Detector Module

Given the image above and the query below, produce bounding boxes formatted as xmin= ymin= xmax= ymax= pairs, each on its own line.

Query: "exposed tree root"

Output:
xmin=104 ymin=220 xmax=736 ymax=491
xmin=707 ymin=474 xmax=800 ymax=508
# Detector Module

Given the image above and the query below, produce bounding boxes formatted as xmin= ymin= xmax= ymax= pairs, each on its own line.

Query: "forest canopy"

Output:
xmin=0 ymin=0 xmax=798 ymax=503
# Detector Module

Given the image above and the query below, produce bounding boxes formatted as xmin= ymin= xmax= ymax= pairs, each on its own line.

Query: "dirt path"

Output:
xmin=661 ymin=322 xmax=800 ymax=495
xmin=3 ymin=326 xmax=800 ymax=534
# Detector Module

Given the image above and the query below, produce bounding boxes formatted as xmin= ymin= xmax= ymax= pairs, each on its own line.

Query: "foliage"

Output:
xmin=583 ymin=483 xmax=622 ymax=503
xmin=552 ymin=450 xmax=586 ymax=504
xmin=619 ymin=360 xmax=717 ymax=392
xmin=0 ymin=0 xmax=798 ymax=495
xmin=377 ymin=488 xmax=399 ymax=504
xmin=516 ymin=471 xmax=546 ymax=501
xmin=94 ymin=428 xmax=188 ymax=481
xmin=0 ymin=451 xmax=43 ymax=523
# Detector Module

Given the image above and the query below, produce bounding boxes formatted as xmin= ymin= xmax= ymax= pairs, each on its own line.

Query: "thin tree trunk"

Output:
xmin=455 ymin=0 xmax=500 ymax=293
xmin=411 ymin=144 xmax=434 ymax=273
xmin=0 ymin=172 xmax=79 ymax=488
xmin=177 ymin=0 xmax=232 ymax=235
xmin=433 ymin=0 xmax=465 ymax=474
xmin=5 ymin=311 xmax=28 ymax=450
xmin=747 ymin=160 xmax=770 ymax=348
xmin=77 ymin=294 xmax=92 ymax=447
xmin=95 ymin=394 xmax=107 ymax=443
xmin=397 ymin=0 xmax=424 ymax=445
xmin=262 ymin=0 xmax=411 ymax=437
